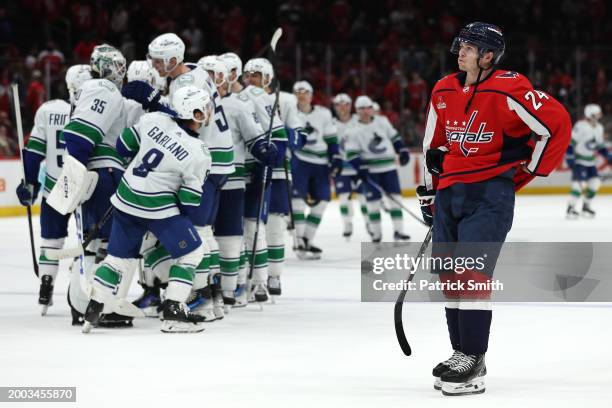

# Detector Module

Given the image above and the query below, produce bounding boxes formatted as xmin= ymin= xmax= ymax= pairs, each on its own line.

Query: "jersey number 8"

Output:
xmin=133 ymin=148 xmax=164 ymax=177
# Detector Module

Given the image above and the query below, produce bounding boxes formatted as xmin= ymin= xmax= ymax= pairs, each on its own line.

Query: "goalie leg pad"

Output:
xmin=47 ymin=155 xmax=98 ymax=215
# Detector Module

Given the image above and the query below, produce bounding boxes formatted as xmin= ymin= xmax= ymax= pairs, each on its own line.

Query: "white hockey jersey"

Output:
xmin=112 ymin=112 xmax=211 ymax=219
xmin=334 ymin=115 xmax=357 ymax=176
xmin=344 ymin=115 xmax=400 ymax=173
xmin=63 ymin=78 xmax=127 ymax=170
xmin=294 ymin=105 xmax=337 ymax=166
xmin=221 ymin=91 xmax=266 ymax=190
xmin=167 ymin=64 xmax=234 ymax=175
xmin=278 ymin=91 xmax=303 ymax=130
xmin=571 ymin=119 xmax=606 ymax=167
xmin=124 ymin=97 xmax=146 ymax=128
xmin=25 ymin=99 xmax=71 ymax=197
xmin=241 ymin=85 xmax=288 ymax=180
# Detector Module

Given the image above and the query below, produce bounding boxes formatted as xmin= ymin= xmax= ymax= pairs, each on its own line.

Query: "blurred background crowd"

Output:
xmin=0 ymin=0 xmax=611 ymax=157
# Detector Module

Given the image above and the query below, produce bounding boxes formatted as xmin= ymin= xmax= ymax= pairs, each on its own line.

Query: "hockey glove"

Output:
xmin=416 ymin=185 xmax=435 ymax=227
xmin=122 ymin=80 xmax=161 ymax=110
xmin=287 ymin=127 xmax=307 ymax=151
xmin=16 ymin=181 xmax=40 ymax=206
xmin=329 ymin=155 xmax=344 ymax=177
xmin=398 ymin=148 xmax=410 ymax=166
xmin=251 ymin=139 xmax=279 ymax=167
xmin=566 ymin=157 xmax=575 ymax=169
xmin=425 ymin=147 xmax=448 ymax=175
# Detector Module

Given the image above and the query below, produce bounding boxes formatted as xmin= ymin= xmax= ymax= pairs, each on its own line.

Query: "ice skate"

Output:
xmin=566 ymin=204 xmax=580 ymax=218
xmin=295 ymin=237 xmax=322 ymax=260
xmin=97 ymin=312 xmax=133 ymax=328
xmin=187 ymin=287 xmax=218 ymax=322
xmin=393 ymin=231 xmax=411 ymax=241
xmin=132 ymin=283 xmax=161 ymax=317
xmin=82 ymin=299 xmax=104 ymax=334
xmin=440 ymin=354 xmax=487 ymax=396
xmin=342 ymin=221 xmax=353 ymax=239
xmin=233 ymin=284 xmax=248 ymax=308
xmin=160 ymin=300 xmax=205 ymax=333
xmin=432 ymin=350 xmax=464 ymax=390
xmin=38 ymin=275 xmax=54 ymax=316
xmin=248 ymin=281 xmax=268 ymax=309
xmin=582 ymin=202 xmax=595 ymax=217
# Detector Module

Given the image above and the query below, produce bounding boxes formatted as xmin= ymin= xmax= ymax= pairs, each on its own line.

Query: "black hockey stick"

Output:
xmin=248 ymin=28 xmax=283 ymax=280
xmin=394 ymin=225 xmax=433 ymax=356
xmin=282 ymin=159 xmax=300 ymax=250
xmin=11 ymin=84 xmax=39 ymax=277
xmin=44 ymin=205 xmax=113 ymax=260
xmin=365 ymin=176 xmax=428 ymax=227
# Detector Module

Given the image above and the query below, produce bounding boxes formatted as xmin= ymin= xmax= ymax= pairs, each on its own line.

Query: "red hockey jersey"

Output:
xmin=423 ymin=70 xmax=571 ymax=191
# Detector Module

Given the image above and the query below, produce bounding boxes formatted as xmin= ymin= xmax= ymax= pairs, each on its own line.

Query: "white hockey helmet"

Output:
xmin=219 ymin=52 xmax=242 ymax=83
xmin=65 ymin=64 xmax=92 ymax=103
xmin=244 ymin=58 xmax=274 ymax=88
xmin=172 ymin=85 xmax=213 ymax=124
xmin=333 ymin=93 xmax=352 ymax=105
xmin=90 ymin=44 xmax=126 ymax=88
xmin=127 ymin=60 xmax=167 ymax=92
xmin=354 ymin=95 xmax=374 ymax=109
xmin=198 ymin=55 xmax=228 ymax=87
xmin=373 ymin=101 xmax=381 ymax=112
xmin=584 ymin=103 xmax=602 ymax=120
xmin=293 ymin=80 xmax=313 ymax=94
xmin=147 ymin=33 xmax=185 ymax=74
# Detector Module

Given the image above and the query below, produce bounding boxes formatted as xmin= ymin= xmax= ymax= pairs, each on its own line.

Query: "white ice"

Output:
xmin=1 ymin=195 xmax=611 ymax=408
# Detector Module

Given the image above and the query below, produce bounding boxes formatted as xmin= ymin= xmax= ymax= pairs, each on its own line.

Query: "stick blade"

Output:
xmin=394 ymin=295 xmax=412 ymax=356
xmin=270 ymin=28 xmax=283 ymax=51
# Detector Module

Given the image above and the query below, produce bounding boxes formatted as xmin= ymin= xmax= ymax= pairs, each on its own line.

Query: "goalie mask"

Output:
xmin=90 ymin=44 xmax=126 ymax=88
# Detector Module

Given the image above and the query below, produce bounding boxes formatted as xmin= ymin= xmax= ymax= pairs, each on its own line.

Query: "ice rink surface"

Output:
xmin=1 ymin=195 xmax=611 ymax=408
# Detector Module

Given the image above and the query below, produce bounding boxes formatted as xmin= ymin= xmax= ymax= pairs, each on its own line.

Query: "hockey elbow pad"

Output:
xmin=425 ymin=147 xmax=448 ymax=176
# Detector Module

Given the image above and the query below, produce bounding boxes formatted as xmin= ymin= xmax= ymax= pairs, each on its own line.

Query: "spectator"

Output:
xmin=26 ymin=70 xmax=45 ymax=118
xmin=37 ymin=41 xmax=65 ymax=80
xmin=407 ymin=71 xmax=427 ymax=113
xmin=181 ymin=18 xmax=204 ymax=60
xmin=0 ymin=111 xmax=17 ymax=158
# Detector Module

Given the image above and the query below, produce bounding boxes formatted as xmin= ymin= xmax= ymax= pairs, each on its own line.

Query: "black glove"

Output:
xmin=398 ymin=148 xmax=410 ymax=166
xmin=416 ymin=185 xmax=435 ymax=227
xmin=122 ymin=80 xmax=161 ymax=110
xmin=329 ymin=155 xmax=343 ymax=177
xmin=425 ymin=147 xmax=447 ymax=175
xmin=16 ymin=181 xmax=40 ymax=206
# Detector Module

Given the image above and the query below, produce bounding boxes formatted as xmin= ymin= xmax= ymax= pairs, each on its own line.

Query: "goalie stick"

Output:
xmin=394 ymin=225 xmax=433 ymax=356
xmin=11 ymin=84 xmax=39 ymax=277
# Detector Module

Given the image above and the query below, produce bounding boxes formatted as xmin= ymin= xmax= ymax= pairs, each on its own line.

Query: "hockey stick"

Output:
xmin=365 ymin=177 xmax=428 ymax=226
xmin=11 ymin=84 xmax=39 ymax=277
xmin=394 ymin=225 xmax=433 ymax=356
xmin=283 ymin=159 xmax=300 ymax=250
xmin=248 ymin=27 xmax=283 ymax=281
xmin=44 ymin=205 xmax=113 ymax=260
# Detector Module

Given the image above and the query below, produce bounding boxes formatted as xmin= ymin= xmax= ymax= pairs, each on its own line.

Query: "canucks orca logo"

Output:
xmin=304 ymin=121 xmax=317 ymax=145
xmin=446 ymin=111 xmax=494 ymax=157
xmin=586 ymin=138 xmax=597 ymax=151
xmin=368 ymin=132 xmax=386 ymax=154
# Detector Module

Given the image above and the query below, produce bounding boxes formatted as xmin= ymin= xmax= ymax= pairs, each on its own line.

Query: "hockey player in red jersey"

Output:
xmin=416 ymin=22 xmax=571 ymax=396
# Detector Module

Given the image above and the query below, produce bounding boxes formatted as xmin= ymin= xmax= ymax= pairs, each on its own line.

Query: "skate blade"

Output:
xmin=82 ymin=322 xmax=93 ymax=334
xmin=270 ymin=295 xmax=277 ymax=305
xmin=441 ymin=377 xmax=485 ymax=396
xmin=232 ymin=302 xmax=248 ymax=309
xmin=40 ymin=305 xmax=48 ymax=316
xmin=434 ymin=377 xmax=442 ymax=390
xmin=161 ymin=321 xmax=205 ymax=333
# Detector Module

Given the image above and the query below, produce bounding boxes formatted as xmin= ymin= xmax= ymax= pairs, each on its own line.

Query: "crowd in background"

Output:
xmin=1 ymin=0 xmax=611 ymax=157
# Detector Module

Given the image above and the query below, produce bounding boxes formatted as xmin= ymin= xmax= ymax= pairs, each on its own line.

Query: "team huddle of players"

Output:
xmin=16 ymin=33 xmax=413 ymax=333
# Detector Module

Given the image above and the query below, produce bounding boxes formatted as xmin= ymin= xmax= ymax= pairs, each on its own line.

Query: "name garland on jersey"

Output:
xmin=148 ymin=126 xmax=189 ymax=161
xmin=445 ymin=110 xmax=494 ymax=157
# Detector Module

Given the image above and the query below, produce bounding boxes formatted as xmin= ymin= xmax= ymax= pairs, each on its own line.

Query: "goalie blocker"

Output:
xmin=47 ymin=154 xmax=99 ymax=215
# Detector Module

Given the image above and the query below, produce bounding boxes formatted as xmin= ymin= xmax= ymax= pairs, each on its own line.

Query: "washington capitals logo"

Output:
xmin=445 ymin=110 xmax=494 ymax=157
xmin=368 ymin=132 xmax=386 ymax=154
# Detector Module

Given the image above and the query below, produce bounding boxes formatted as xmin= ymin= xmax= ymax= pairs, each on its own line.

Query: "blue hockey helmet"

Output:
xmin=450 ymin=22 xmax=505 ymax=64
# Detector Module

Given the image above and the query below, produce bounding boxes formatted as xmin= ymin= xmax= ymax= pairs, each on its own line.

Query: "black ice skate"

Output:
xmin=268 ymin=276 xmax=281 ymax=296
xmin=82 ymin=299 xmax=104 ymax=334
xmin=566 ymin=204 xmax=580 ymax=218
xmin=161 ymin=300 xmax=206 ymax=333
xmin=186 ymin=287 xmax=217 ymax=322
xmin=440 ymin=353 xmax=487 ymax=396
xmin=582 ymin=202 xmax=596 ymax=217
xmin=132 ymin=283 xmax=161 ymax=318
xmin=432 ymin=350 xmax=464 ymax=390
xmin=296 ymin=237 xmax=322 ymax=260
xmin=97 ymin=313 xmax=133 ymax=328
xmin=394 ymin=231 xmax=411 ymax=241
xmin=38 ymin=275 xmax=54 ymax=316
xmin=343 ymin=221 xmax=353 ymax=239
xmin=248 ymin=282 xmax=269 ymax=304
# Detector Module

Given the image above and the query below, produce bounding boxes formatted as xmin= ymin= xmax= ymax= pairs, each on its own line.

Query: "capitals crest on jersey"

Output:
xmin=368 ymin=132 xmax=387 ymax=154
xmin=445 ymin=110 xmax=494 ymax=157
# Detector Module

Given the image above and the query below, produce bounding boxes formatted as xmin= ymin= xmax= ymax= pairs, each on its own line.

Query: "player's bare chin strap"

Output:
xmin=464 ymin=60 xmax=496 ymax=114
